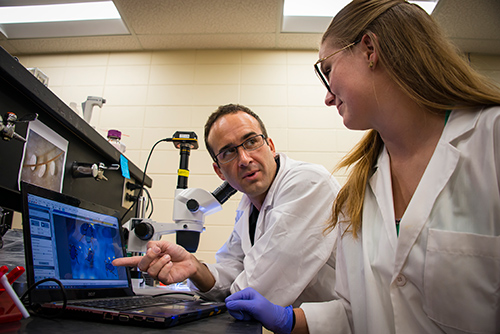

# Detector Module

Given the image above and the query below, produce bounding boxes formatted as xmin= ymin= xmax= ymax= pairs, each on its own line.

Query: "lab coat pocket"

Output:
xmin=424 ymin=229 xmax=500 ymax=333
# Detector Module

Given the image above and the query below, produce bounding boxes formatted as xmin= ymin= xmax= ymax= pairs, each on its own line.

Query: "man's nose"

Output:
xmin=237 ymin=147 xmax=252 ymax=166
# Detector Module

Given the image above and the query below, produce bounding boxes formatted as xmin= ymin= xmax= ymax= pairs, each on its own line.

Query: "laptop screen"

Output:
xmin=22 ymin=183 xmax=133 ymax=302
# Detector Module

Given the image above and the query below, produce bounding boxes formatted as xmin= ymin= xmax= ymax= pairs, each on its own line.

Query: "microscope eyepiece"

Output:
xmin=134 ymin=222 xmax=154 ymax=241
xmin=212 ymin=181 xmax=237 ymax=204
xmin=186 ymin=199 xmax=200 ymax=212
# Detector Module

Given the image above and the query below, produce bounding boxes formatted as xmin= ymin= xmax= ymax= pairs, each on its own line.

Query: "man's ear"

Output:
xmin=361 ymin=33 xmax=379 ymax=69
xmin=213 ymin=162 xmax=226 ymax=180
xmin=267 ymin=137 xmax=276 ymax=156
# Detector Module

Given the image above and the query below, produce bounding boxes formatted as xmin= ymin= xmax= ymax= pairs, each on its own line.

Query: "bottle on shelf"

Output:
xmin=107 ymin=129 xmax=126 ymax=153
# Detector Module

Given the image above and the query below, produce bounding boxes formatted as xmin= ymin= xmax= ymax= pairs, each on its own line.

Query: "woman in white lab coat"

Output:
xmin=224 ymin=0 xmax=500 ymax=333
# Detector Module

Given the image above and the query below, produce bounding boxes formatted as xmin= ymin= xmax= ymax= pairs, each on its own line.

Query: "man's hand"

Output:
xmin=112 ymin=240 xmax=207 ymax=287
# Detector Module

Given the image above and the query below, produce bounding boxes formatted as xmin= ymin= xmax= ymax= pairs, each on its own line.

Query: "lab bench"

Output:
xmin=2 ymin=312 xmax=262 ymax=334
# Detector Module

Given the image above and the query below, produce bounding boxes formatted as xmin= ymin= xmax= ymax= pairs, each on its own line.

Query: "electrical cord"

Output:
xmin=142 ymin=187 xmax=154 ymax=218
xmin=136 ymin=138 xmax=167 ymax=217
xmin=120 ymin=183 xmax=142 ymax=221
xmin=20 ymin=277 xmax=67 ymax=318
xmin=120 ymin=196 xmax=136 ymax=222
xmin=120 ymin=138 xmax=167 ymax=224
xmin=151 ymin=291 xmax=202 ymax=301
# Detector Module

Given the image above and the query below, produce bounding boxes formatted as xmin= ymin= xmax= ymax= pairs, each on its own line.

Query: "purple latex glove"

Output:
xmin=225 ymin=287 xmax=294 ymax=334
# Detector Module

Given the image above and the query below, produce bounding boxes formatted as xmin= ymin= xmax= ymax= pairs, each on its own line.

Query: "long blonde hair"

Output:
xmin=325 ymin=0 xmax=500 ymax=238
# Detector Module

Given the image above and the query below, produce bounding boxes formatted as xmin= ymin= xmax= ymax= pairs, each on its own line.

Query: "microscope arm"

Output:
xmin=125 ymin=182 xmax=236 ymax=253
xmin=124 ymin=218 xmax=180 ymax=253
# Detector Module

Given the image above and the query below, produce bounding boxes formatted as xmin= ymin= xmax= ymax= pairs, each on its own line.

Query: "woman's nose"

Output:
xmin=325 ymin=90 xmax=336 ymax=106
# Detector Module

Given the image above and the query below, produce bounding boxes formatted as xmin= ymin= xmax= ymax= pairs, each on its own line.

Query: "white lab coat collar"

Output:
xmin=260 ymin=153 xmax=287 ymax=211
xmin=368 ymin=108 xmax=482 ymax=279
xmin=233 ymin=152 xmax=287 ymax=250
xmin=235 ymin=152 xmax=286 ymax=210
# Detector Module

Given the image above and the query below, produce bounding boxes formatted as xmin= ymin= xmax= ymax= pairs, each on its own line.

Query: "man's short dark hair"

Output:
xmin=204 ymin=104 xmax=268 ymax=162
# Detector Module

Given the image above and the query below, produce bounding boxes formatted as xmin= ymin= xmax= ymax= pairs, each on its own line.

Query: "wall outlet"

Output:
xmin=122 ymin=178 xmax=136 ymax=209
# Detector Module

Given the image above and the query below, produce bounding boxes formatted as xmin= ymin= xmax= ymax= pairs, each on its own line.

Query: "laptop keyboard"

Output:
xmin=69 ymin=295 xmax=192 ymax=311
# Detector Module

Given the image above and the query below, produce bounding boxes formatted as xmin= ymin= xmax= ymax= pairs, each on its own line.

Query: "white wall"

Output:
xmin=15 ymin=49 xmax=500 ymax=263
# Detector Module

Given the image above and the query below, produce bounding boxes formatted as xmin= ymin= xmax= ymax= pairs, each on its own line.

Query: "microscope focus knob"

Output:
xmin=186 ymin=199 xmax=199 ymax=212
xmin=134 ymin=222 xmax=154 ymax=241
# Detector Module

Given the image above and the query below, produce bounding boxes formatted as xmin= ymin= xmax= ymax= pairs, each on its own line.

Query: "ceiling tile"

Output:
xmin=0 ymin=0 xmax=498 ymax=55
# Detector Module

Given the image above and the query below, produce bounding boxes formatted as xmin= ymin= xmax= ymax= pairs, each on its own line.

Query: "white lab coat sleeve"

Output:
xmin=301 ymin=222 xmax=353 ymax=334
xmin=301 ymin=299 xmax=352 ymax=334
xmin=229 ymin=165 xmax=339 ymax=306
xmin=494 ymin=112 xmax=500 ymax=190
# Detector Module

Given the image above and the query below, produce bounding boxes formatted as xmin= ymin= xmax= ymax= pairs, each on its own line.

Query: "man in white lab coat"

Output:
xmin=114 ymin=104 xmax=341 ymax=307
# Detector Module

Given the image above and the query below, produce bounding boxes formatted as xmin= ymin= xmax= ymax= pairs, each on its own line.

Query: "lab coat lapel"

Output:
xmin=368 ymin=147 xmax=398 ymax=253
xmin=234 ymin=196 xmax=253 ymax=254
xmin=253 ymin=153 xmax=286 ymax=242
xmin=392 ymin=109 xmax=479 ymax=276
xmin=364 ymin=154 xmax=399 ymax=332
xmin=233 ymin=154 xmax=286 ymax=253
xmin=392 ymin=141 xmax=459 ymax=275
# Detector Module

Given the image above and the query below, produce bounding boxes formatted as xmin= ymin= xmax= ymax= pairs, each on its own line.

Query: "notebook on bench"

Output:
xmin=20 ymin=182 xmax=225 ymax=328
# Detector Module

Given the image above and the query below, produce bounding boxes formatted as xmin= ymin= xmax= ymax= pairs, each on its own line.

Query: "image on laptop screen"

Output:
xmin=26 ymin=191 xmax=129 ymax=291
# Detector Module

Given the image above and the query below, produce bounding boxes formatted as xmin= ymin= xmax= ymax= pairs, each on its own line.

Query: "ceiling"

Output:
xmin=0 ymin=0 xmax=499 ymax=56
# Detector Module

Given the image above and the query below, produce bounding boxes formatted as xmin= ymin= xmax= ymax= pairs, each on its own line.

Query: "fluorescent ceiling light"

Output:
xmin=283 ymin=0 xmax=439 ymax=33
xmin=0 ymin=1 xmax=129 ymax=39
xmin=409 ymin=1 xmax=438 ymax=14
xmin=283 ymin=0 xmax=438 ymax=16
xmin=0 ymin=1 xmax=121 ymax=24
xmin=283 ymin=0 xmax=351 ymax=17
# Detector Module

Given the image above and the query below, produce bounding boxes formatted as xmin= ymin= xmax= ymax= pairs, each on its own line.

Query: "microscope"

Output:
xmin=124 ymin=131 xmax=237 ymax=253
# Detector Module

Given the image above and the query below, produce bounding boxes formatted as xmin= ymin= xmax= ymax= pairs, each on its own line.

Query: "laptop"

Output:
xmin=20 ymin=182 xmax=226 ymax=328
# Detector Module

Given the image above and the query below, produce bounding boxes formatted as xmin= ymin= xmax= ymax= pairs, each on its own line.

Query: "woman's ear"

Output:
xmin=361 ymin=34 xmax=378 ymax=69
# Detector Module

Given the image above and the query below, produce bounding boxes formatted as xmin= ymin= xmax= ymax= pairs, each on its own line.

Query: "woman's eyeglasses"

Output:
xmin=314 ymin=40 xmax=360 ymax=94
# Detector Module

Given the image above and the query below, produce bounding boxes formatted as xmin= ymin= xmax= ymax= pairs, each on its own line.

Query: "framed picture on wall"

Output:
xmin=19 ymin=119 xmax=68 ymax=193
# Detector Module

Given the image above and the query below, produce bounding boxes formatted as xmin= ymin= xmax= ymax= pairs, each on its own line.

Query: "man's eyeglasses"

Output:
xmin=215 ymin=134 xmax=267 ymax=164
xmin=314 ymin=40 xmax=360 ymax=94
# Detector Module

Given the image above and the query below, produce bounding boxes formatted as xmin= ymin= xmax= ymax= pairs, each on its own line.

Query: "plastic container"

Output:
xmin=0 ymin=286 xmax=22 ymax=324
xmin=0 ymin=266 xmax=29 ymax=324
xmin=107 ymin=129 xmax=126 ymax=153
